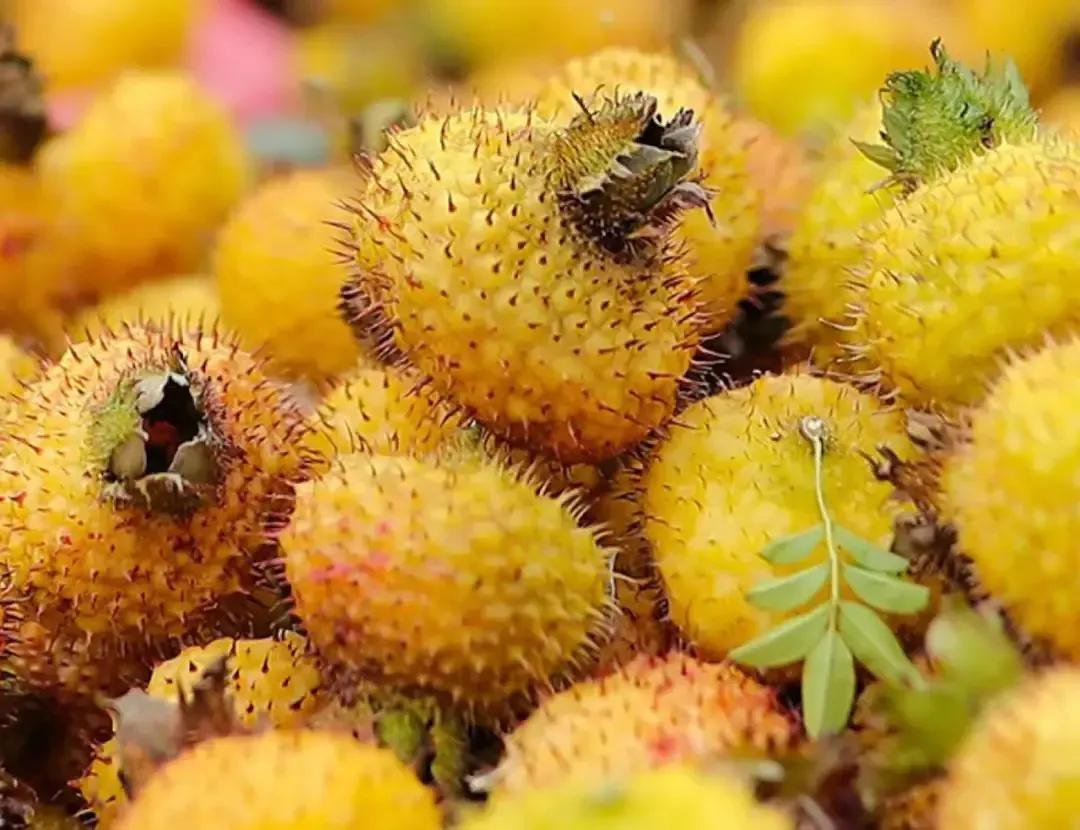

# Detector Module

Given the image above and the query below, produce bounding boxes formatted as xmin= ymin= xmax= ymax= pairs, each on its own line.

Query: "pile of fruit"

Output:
xmin=0 ymin=0 xmax=1077 ymax=828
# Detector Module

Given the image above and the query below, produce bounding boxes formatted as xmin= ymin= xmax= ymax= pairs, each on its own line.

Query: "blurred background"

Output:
xmin=4 ymin=0 xmax=1078 ymax=159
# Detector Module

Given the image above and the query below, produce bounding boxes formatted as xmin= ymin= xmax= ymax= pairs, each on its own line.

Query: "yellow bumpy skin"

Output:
xmin=941 ymin=340 xmax=1080 ymax=659
xmin=216 ymin=167 xmax=361 ymax=379
xmin=343 ymin=98 xmax=705 ymax=463
xmin=113 ymin=730 xmax=440 ymax=830
xmin=852 ymin=138 xmax=1080 ymax=407
xmin=38 ymin=71 xmax=249 ymax=300
xmin=0 ymin=335 xmax=38 ymax=416
xmin=643 ymin=373 xmax=914 ymax=658
xmin=0 ymin=324 xmax=308 ymax=695
xmin=537 ymin=48 xmax=760 ymax=332
xmin=490 ymin=653 xmax=797 ymax=794
xmin=938 ymin=668 xmax=1080 ymax=829
xmin=462 ymin=765 xmax=793 ymax=830
xmin=281 ymin=447 xmax=614 ymax=719
xmin=7 ymin=0 xmax=197 ymax=91
xmin=779 ymin=101 xmax=898 ymax=363
xmin=79 ymin=634 xmax=323 ymax=827
xmin=304 ymin=360 xmax=464 ymax=466
xmin=68 ymin=275 xmax=221 ymax=343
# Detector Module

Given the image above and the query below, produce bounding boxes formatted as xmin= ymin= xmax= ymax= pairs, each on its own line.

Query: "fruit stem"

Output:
xmin=801 ymin=416 xmax=839 ymax=630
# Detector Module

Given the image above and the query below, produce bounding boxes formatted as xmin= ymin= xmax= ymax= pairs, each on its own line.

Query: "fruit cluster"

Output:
xmin=0 ymin=1 xmax=1078 ymax=828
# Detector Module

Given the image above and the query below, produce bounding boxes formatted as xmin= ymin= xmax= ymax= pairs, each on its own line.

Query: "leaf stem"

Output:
xmin=801 ymin=416 xmax=840 ymax=630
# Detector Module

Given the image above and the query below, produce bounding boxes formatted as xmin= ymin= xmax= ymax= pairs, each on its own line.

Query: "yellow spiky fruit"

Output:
xmin=951 ymin=0 xmax=1079 ymax=98
xmin=940 ymin=339 xmax=1080 ymax=659
xmin=0 ymin=324 xmax=308 ymax=696
xmin=0 ymin=335 xmax=38 ymax=414
xmin=68 ymin=275 xmax=220 ymax=343
xmin=536 ymin=48 xmax=760 ymax=333
xmin=304 ymin=359 xmax=463 ymax=466
xmin=729 ymin=0 xmax=958 ymax=137
xmin=938 ymin=667 xmax=1080 ymax=829
xmin=733 ymin=115 xmax=813 ymax=242
xmin=7 ymin=0 xmax=199 ymax=91
xmin=114 ymin=729 xmax=440 ymax=830
xmin=38 ymin=71 xmax=250 ymax=302
xmin=1042 ymin=86 xmax=1080 ymax=136
xmin=417 ymin=0 xmax=691 ymax=74
xmin=852 ymin=137 xmax=1080 ymax=408
xmin=78 ymin=633 xmax=323 ymax=827
xmin=490 ymin=652 xmax=797 ymax=794
xmin=281 ymin=446 xmax=614 ymax=719
xmin=463 ymin=764 xmax=793 ymax=830
xmin=642 ymin=372 xmax=916 ymax=658
xmin=779 ymin=100 xmax=897 ymax=363
xmin=344 ymin=98 xmax=706 ymax=463
xmin=215 ymin=167 xmax=360 ymax=380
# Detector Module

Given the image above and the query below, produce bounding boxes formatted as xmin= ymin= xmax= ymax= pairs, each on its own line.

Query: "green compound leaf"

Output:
xmin=842 ymin=564 xmax=931 ymax=614
xmin=833 ymin=525 xmax=908 ymax=574
xmin=759 ymin=525 xmax=824 ymax=565
xmin=839 ymin=601 xmax=921 ymax=686
xmin=802 ymin=630 xmax=856 ymax=738
xmin=728 ymin=604 xmax=830 ymax=669
xmin=746 ymin=563 xmax=830 ymax=612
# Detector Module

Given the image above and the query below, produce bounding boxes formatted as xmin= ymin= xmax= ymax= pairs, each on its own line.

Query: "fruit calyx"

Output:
xmin=854 ymin=39 xmax=1037 ymax=191
xmin=549 ymin=91 xmax=712 ymax=259
xmin=90 ymin=363 xmax=221 ymax=515
xmin=0 ymin=24 xmax=46 ymax=165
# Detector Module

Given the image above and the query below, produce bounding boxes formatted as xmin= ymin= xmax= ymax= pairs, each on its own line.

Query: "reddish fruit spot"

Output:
xmin=647 ymin=732 xmax=684 ymax=764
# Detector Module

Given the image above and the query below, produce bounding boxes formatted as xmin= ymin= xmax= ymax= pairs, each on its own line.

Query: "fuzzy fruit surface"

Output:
xmin=941 ymin=339 xmax=1080 ymax=659
xmin=938 ymin=668 xmax=1080 ymax=829
xmin=643 ymin=373 xmax=914 ymax=657
xmin=304 ymin=360 xmax=463 ymax=466
xmin=344 ymin=105 xmax=701 ymax=463
xmin=462 ymin=764 xmax=793 ymax=830
xmin=69 ymin=275 xmax=221 ymax=344
xmin=537 ymin=48 xmax=760 ymax=333
xmin=282 ymin=448 xmax=613 ymax=719
xmin=216 ymin=166 xmax=360 ymax=379
xmin=0 ymin=325 xmax=307 ymax=694
xmin=853 ymin=138 xmax=1080 ymax=408
xmin=491 ymin=652 xmax=797 ymax=794
xmin=79 ymin=634 xmax=323 ymax=828
xmin=113 ymin=730 xmax=440 ymax=830
xmin=38 ymin=72 xmax=249 ymax=300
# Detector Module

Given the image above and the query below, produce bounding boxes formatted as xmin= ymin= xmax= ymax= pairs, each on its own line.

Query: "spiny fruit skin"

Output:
xmin=938 ymin=667 xmax=1080 ymax=829
xmin=38 ymin=71 xmax=249 ymax=301
xmin=216 ymin=166 xmax=360 ymax=379
xmin=281 ymin=447 xmax=614 ymax=719
xmin=113 ymin=729 xmax=441 ymax=830
xmin=79 ymin=634 xmax=323 ymax=827
xmin=852 ymin=137 xmax=1080 ymax=408
xmin=0 ymin=335 xmax=38 ymax=415
xmin=779 ymin=100 xmax=898 ymax=363
xmin=941 ymin=339 xmax=1080 ymax=659
xmin=0 ymin=324 xmax=308 ymax=695
xmin=68 ymin=275 xmax=221 ymax=343
xmin=642 ymin=373 xmax=915 ymax=658
xmin=536 ymin=48 xmax=761 ymax=332
xmin=729 ymin=0 xmax=955 ymax=136
xmin=344 ymin=101 xmax=702 ymax=463
xmin=304 ymin=359 xmax=464 ymax=466
xmin=463 ymin=764 xmax=793 ymax=830
xmin=733 ymin=115 xmax=813 ymax=241
xmin=490 ymin=653 xmax=797 ymax=794
xmin=7 ymin=0 xmax=198 ymax=90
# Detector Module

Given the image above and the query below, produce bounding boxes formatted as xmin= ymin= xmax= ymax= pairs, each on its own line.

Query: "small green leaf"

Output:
xmin=838 ymin=601 xmax=921 ymax=686
xmin=759 ymin=525 xmax=824 ymax=565
xmin=746 ymin=564 xmax=830 ymax=612
xmin=834 ymin=525 xmax=908 ymax=573
xmin=842 ymin=564 xmax=931 ymax=614
xmin=728 ymin=605 xmax=830 ymax=669
xmin=802 ymin=630 xmax=855 ymax=738
xmin=851 ymin=139 xmax=899 ymax=171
